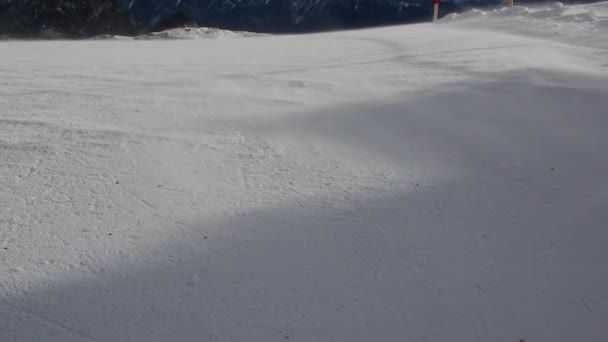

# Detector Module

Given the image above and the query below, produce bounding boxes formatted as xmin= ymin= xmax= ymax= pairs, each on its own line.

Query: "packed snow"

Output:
xmin=1 ymin=2 xmax=608 ymax=342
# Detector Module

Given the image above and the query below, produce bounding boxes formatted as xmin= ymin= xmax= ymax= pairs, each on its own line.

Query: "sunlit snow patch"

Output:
xmin=444 ymin=1 xmax=608 ymax=49
xmin=136 ymin=27 xmax=263 ymax=40
xmin=93 ymin=27 xmax=262 ymax=40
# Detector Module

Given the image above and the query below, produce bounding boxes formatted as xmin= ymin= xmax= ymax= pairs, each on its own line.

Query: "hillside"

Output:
xmin=1 ymin=2 xmax=608 ymax=341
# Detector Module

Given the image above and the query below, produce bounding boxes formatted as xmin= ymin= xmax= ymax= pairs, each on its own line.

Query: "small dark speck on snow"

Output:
xmin=108 ymin=233 xmax=113 ymax=236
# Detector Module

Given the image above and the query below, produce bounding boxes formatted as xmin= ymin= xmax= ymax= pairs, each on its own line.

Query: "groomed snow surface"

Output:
xmin=2 ymin=2 xmax=608 ymax=341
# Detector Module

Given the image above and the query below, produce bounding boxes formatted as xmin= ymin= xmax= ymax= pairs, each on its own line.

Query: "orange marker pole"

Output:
xmin=433 ymin=0 xmax=439 ymax=22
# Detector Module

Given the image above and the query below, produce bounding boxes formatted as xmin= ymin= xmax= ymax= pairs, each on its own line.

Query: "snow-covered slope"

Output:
xmin=446 ymin=1 xmax=608 ymax=48
xmin=1 ymin=3 xmax=608 ymax=341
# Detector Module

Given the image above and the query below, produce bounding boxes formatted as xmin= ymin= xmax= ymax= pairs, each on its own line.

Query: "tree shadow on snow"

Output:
xmin=2 ymin=68 xmax=608 ymax=342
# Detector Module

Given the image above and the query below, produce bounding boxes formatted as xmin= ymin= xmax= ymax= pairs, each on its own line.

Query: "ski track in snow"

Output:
xmin=1 ymin=2 xmax=608 ymax=341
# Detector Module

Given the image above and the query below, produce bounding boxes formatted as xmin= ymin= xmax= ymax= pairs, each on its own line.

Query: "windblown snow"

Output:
xmin=1 ymin=2 xmax=608 ymax=341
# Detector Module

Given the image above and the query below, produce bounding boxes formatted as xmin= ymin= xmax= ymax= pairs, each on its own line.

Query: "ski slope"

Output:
xmin=1 ymin=2 xmax=608 ymax=341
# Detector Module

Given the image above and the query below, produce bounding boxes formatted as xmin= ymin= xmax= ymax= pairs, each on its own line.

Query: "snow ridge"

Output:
xmin=445 ymin=1 xmax=608 ymax=49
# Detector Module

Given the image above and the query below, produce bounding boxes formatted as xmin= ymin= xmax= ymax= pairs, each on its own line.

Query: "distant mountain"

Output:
xmin=0 ymin=0 xmax=142 ymax=37
xmin=0 ymin=0 xmax=601 ymax=38
xmin=128 ymin=0 xmax=458 ymax=32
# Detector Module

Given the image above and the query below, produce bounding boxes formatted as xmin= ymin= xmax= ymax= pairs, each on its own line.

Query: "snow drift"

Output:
xmin=446 ymin=1 xmax=608 ymax=48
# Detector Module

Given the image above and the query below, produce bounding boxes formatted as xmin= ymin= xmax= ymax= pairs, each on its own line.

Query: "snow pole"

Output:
xmin=433 ymin=0 xmax=439 ymax=22
xmin=507 ymin=0 xmax=514 ymax=7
